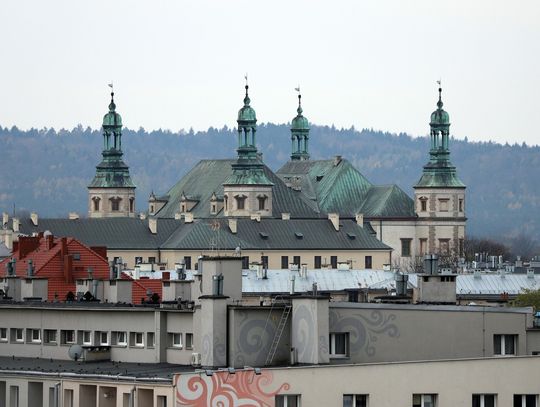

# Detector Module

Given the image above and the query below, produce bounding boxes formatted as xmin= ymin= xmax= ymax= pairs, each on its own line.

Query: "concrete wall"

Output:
xmin=328 ymin=303 xmax=531 ymax=364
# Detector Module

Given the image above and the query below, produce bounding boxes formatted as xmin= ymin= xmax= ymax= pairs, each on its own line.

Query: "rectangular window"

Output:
xmin=147 ymin=332 xmax=155 ymax=348
xmin=439 ymin=199 xmax=449 ymax=212
xmin=275 ymin=395 xmax=300 ymax=407
xmin=82 ymin=330 xmax=92 ymax=345
xmin=261 ymin=256 xmax=269 ymax=269
xmin=514 ymin=395 xmax=538 ymax=407
xmin=343 ymin=394 xmax=368 ymax=407
xmin=148 ymin=257 xmax=156 ymax=264
xmin=184 ymin=256 xmax=192 ymax=270
xmin=44 ymin=329 xmax=57 ymax=345
xmin=171 ymin=333 xmax=183 ymax=348
xmin=114 ymin=331 xmax=127 ymax=346
xmin=135 ymin=256 xmax=143 ymax=265
xmin=242 ymin=256 xmax=250 ymax=269
xmin=401 ymin=238 xmax=412 ymax=257
xmin=420 ymin=198 xmax=427 ymax=212
xmin=186 ymin=333 xmax=193 ymax=349
xmin=413 ymin=394 xmax=437 ymax=407
xmin=439 ymin=239 xmax=450 ymax=255
xmin=14 ymin=328 xmax=24 ymax=342
xmin=365 ymin=256 xmax=372 ymax=269
xmin=61 ymin=330 xmax=75 ymax=345
xmin=419 ymin=239 xmax=428 ymax=256
xmin=130 ymin=332 xmax=144 ymax=347
xmin=111 ymin=199 xmax=120 ymax=211
xmin=473 ymin=394 xmax=496 ymax=407
xmin=30 ymin=329 xmax=41 ymax=343
xmin=0 ymin=328 xmax=7 ymax=342
xmin=494 ymin=334 xmax=516 ymax=355
xmin=293 ymin=256 xmax=301 ymax=267
xmin=459 ymin=199 xmax=464 ymax=212
xmin=329 ymin=333 xmax=349 ymax=357
xmin=314 ymin=256 xmax=322 ymax=269
xmin=331 ymin=256 xmax=338 ymax=269
xmin=99 ymin=331 xmax=109 ymax=345
xmin=281 ymin=256 xmax=289 ymax=269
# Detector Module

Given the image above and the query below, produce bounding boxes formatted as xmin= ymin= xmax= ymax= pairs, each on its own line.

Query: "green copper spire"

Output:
xmin=89 ymin=91 xmax=135 ymax=189
xmin=415 ymin=85 xmax=465 ymax=188
xmin=291 ymin=92 xmax=310 ymax=161
xmin=224 ymin=82 xmax=273 ymax=186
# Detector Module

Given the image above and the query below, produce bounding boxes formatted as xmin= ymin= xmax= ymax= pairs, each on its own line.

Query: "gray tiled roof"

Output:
xmin=155 ymin=160 xmax=318 ymax=219
xmin=17 ymin=218 xmax=181 ymax=250
xmin=160 ymin=218 xmax=390 ymax=251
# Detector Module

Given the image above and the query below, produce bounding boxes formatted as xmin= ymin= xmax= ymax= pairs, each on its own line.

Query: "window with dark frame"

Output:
xmin=401 ymin=238 xmax=412 ymax=257
xmin=472 ymin=394 xmax=496 ymax=407
xmin=343 ymin=394 xmax=368 ymax=407
xmin=281 ymin=256 xmax=289 ymax=269
xmin=494 ymin=334 xmax=517 ymax=355
xmin=365 ymin=256 xmax=372 ymax=269
xmin=314 ymin=256 xmax=322 ymax=269
xmin=293 ymin=256 xmax=301 ymax=267
xmin=513 ymin=394 xmax=538 ymax=407
xmin=184 ymin=256 xmax=192 ymax=270
xmin=331 ymin=256 xmax=338 ymax=268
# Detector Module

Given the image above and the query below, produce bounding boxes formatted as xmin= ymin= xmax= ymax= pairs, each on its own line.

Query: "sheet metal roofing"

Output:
xmin=155 ymin=159 xmax=318 ymax=219
xmin=277 ymin=158 xmax=415 ymax=218
xmin=161 ymin=218 xmax=390 ymax=251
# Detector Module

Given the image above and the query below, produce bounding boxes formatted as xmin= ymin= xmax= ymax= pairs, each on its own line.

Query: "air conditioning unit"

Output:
xmin=191 ymin=352 xmax=201 ymax=367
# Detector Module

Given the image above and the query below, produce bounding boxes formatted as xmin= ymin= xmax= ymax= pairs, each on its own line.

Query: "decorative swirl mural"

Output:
xmin=175 ymin=370 xmax=290 ymax=407
xmin=329 ymin=309 xmax=399 ymax=356
xmin=292 ymin=304 xmax=316 ymax=362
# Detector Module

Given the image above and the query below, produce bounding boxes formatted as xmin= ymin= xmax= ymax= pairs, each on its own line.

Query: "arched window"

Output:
xmin=224 ymin=196 xmax=228 ymax=211
xmin=129 ymin=198 xmax=135 ymax=212
xmin=419 ymin=197 xmax=428 ymax=212
xmin=257 ymin=195 xmax=267 ymax=211
xmin=110 ymin=197 xmax=121 ymax=211
xmin=92 ymin=197 xmax=101 ymax=212
xmin=235 ymin=195 xmax=246 ymax=210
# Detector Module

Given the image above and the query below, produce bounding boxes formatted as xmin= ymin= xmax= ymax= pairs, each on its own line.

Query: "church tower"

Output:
xmin=290 ymin=92 xmax=310 ymax=161
xmin=414 ymin=86 xmax=466 ymax=257
xmin=88 ymin=90 xmax=136 ymax=218
xmin=223 ymin=83 xmax=273 ymax=217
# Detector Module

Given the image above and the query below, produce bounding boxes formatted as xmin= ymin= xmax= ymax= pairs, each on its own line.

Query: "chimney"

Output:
xmin=184 ymin=213 xmax=194 ymax=223
xmin=328 ymin=213 xmax=340 ymax=231
xmin=61 ymin=237 xmax=67 ymax=258
xmin=46 ymin=234 xmax=54 ymax=250
xmin=68 ymin=212 xmax=79 ymax=220
xmin=281 ymin=213 xmax=290 ymax=220
xmin=30 ymin=212 xmax=38 ymax=226
xmin=2 ymin=212 xmax=8 ymax=227
xmin=289 ymin=274 xmax=296 ymax=295
xmin=250 ymin=214 xmax=261 ymax=222
xmin=148 ymin=218 xmax=157 ymax=234
xmin=333 ymin=155 xmax=342 ymax=166
xmin=18 ymin=236 xmax=40 ymax=259
xmin=139 ymin=212 xmax=147 ymax=220
xmin=355 ymin=213 xmax=364 ymax=227
xmin=12 ymin=218 xmax=19 ymax=233
xmin=174 ymin=212 xmax=182 ymax=220
xmin=63 ymin=254 xmax=73 ymax=283
xmin=229 ymin=218 xmax=237 ymax=234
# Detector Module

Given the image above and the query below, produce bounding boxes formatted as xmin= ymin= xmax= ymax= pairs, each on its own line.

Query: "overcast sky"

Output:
xmin=1 ymin=0 xmax=539 ymax=144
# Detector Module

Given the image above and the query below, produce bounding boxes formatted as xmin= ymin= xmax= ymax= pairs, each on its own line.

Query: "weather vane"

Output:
xmin=295 ymin=85 xmax=301 ymax=94
xmin=244 ymin=73 xmax=248 ymax=87
xmin=437 ymin=79 xmax=441 ymax=87
xmin=108 ymin=82 xmax=114 ymax=92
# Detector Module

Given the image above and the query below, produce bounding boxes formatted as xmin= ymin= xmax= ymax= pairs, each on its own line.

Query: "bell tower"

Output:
xmin=290 ymin=92 xmax=310 ymax=161
xmin=88 ymin=89 xmax=136 ymax=218
xmin=414 ymin=85 xmax=466 ymax=258
xmin=223 ymin=82 xmax=273 ymax=217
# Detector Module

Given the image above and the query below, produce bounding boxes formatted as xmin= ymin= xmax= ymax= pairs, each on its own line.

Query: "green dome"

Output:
xmin=237 ymin=86 xmax=257 ymax=123
xmin=103 ymin=94 xmax=122 ymax=128
xmin=430 ymin=88 xmax=450 ymax=127
xmin=291 ymin=110 xmax=309 ymax=130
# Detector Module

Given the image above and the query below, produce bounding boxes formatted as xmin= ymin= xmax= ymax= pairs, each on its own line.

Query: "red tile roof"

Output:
xmin=0 ymin=235 xmax=109 ymax=301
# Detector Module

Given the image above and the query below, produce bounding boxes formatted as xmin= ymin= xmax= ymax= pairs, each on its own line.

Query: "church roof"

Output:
xmin=359 ymin=185 xmax=416 ymax=218
xmin=160 ymin=218 xmax=389 ymax=251
xmin=154 ymin=159 xmax=318 ymax=219
xmin=277 ymin=158 xmax=415 ymax=218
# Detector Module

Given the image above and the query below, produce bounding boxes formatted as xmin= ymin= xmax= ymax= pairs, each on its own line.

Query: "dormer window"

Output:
xmin=92 ymin=197 xmax=101 ymax=212
xmin=181 ymin=203 xmax=186 ymax=213
xmin=257 ymin=195 xmax=267 ymax=211
xmin=211 ymin=203 xmax=217 ymax=214
xmin=110 ymin=197 xmax=121 ymax=211
xmin=235 ymin=195 xmax=246 ymax=210
xmin=419 ymin=197 xmax=428 ymax=212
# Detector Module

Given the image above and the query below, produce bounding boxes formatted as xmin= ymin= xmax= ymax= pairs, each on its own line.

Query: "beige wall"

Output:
xmin=88 ymin=187 xmax=136 ymax=218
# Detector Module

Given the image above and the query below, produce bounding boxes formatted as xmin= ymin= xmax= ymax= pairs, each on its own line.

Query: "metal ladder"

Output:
xmin=264 ymin=297 xmax=292 ymax=366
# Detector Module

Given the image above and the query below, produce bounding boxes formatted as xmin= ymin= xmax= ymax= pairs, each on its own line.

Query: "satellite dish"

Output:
xmin=68 ymin=345 xmax=83 ymax=361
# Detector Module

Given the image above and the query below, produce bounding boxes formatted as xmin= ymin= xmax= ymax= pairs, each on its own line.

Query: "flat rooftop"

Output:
xmin=0 ymin=357 xmax=194 ymax=382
